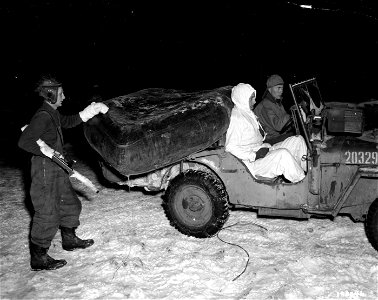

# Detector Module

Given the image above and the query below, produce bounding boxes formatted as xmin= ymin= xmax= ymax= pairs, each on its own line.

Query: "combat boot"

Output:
xmin=61 ymin=227 xmax=94 ymax=251
xmin=30 ymin=243 xmax=67 ymax=271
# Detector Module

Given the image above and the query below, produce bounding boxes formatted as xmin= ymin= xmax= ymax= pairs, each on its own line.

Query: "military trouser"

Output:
xmin=30 ymin=156 xmax=82 ymax=248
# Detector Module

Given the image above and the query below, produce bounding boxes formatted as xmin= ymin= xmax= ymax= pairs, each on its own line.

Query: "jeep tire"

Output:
xmin=164 ymin=169 xmax=229 ymax=238
xmin=366 ymin=198 xmax=378 ymax=252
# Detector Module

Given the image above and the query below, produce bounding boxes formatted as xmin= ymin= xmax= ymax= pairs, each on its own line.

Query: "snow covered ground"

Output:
xmin=1 ymin=142 xmax=377 ymax=300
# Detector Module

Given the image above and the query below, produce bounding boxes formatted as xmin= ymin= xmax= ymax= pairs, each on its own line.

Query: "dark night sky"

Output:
xmin=2 ymin=0 xmax=378 ymax=111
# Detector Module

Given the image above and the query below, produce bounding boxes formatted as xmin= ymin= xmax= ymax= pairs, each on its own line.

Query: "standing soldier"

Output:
xmin=18 ymin=76 xmax=109 ymax=271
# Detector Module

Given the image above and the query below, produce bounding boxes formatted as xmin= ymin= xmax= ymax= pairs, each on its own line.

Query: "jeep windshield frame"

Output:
xmin=289 ymin=78 xmax=325 ymax=153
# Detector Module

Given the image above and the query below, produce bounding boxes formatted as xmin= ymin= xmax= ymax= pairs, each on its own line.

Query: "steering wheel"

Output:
xmin=280 ymin=117 xmax=295 ymax=134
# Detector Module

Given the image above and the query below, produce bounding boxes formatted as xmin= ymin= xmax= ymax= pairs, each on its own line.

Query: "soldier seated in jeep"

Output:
xmin=254 ymin=74 xmax=296 ymax=144
xmin=225 ymin=83 xmax=308 ymax=183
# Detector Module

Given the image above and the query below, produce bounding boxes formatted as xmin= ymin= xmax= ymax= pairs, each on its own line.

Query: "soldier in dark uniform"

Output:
xmin=254 ymin=74 xmax=294 ymax=144
xmin=18 ymin=76 xmax=108 ymax=271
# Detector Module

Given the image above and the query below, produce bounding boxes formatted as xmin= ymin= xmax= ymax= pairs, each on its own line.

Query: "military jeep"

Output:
xmin=84 ymin=79 xmax=378 ymax=252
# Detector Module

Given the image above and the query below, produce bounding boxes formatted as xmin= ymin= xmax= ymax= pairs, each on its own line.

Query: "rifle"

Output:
xmin=21 ymin=125 xmax=99 ymax=193
xmin=48 ymin=149 xmax=99 ymax=194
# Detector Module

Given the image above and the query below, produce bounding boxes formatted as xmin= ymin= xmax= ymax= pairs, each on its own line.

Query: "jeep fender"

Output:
xmin=333 ymin=166 xmax=378 ymax=220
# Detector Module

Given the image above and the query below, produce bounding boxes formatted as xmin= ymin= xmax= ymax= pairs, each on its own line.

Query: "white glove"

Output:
xmin=299 ymin=107 xmax=307 ymax=123
xmin=93 ymin=102 xmax=109 ymax=114
xmin=36 ymin=139 xmax=55 ymax=159
xmin=79 ymin=102 xmax=109 ymax=122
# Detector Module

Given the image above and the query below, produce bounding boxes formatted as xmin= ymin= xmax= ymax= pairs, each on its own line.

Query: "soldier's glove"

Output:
xmin=36 ymin=140 xmax=55 ymax=159
xmin=255 ymin=147 xmax=270 ymax=160
xmin=79 ymin=102 xmax=109 ymax=122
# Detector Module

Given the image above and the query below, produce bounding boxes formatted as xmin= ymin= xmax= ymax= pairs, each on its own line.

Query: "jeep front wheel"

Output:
xmin=164 ymin=170 xmax=229 ymax=238
xmin=366 ymin=198 xmax=378 ymax=252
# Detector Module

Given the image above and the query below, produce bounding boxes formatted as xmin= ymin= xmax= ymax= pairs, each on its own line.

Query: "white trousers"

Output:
xmin=245 ymin=136 xmax=307 ymax=183
xmin=271 ymin=135 xmax=308 ymax=172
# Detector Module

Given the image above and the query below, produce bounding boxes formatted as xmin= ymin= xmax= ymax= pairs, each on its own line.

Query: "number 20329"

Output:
xmin=344 ymin=150 xmax=378 ymax=165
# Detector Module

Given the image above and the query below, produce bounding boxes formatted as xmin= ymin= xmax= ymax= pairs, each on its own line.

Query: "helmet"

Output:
xmin=266 ymin=74 xmax=284 ymax=88
xmin=36 ymin=77 xmax=62 ymax=104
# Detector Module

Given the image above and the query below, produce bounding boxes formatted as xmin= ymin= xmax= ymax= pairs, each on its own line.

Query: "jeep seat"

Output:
xmin=253 ymin=175 xmax=280 ymax=184
xmin=238 ymin=158 xmax=279 ymax=184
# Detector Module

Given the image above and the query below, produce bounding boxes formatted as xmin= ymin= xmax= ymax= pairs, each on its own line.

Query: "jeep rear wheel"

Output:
xmin=164 ymin=170 xmax=229 ymax=238
xmin=366 ymin=198 xmax=378 ymax=252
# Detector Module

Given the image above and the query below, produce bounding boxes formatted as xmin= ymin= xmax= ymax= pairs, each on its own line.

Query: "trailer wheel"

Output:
xmin=164 ymin=169 xmax=229 ymax=238
xmin=366 ymin=198 xmax=378 ymax=252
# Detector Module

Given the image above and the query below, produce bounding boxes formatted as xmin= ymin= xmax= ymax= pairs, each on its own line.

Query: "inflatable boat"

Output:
xmin=83 ymin=86 xmax=233 ymax=176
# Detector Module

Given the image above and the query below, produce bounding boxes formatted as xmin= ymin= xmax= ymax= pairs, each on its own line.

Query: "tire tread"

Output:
xmin=163 ymin=169 xmax=229 ymax=238
xmin=366 ymin=198 xmax=378 ymax=252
